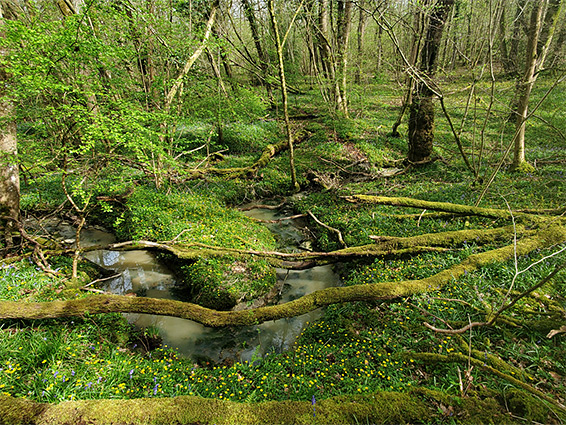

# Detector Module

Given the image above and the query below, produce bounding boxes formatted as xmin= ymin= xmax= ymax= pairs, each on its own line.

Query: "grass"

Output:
xmin=1 ymin=244 xmax=564 ymax=406
xmin=2 ymin=70 xmax=566 ymax=422
xmin=0 ymin=313 xmax=417 ymax=403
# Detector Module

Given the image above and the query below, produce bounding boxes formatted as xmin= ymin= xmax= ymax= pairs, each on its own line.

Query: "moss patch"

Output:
xmin=1 ymin=388 xmax=559 ymax=424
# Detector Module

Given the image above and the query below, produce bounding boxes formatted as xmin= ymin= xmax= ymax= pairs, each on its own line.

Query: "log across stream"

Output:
xmin=76 ymin=208 xmax=341 ymax=364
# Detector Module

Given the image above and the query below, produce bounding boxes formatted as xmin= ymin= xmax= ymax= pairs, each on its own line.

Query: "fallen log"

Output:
xmin=2 ymin=224 xmax=564 ymax=326
xmin=344 ymin=195 xmax=548 ymax=222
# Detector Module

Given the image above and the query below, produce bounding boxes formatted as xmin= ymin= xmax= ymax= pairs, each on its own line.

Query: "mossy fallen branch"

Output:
xmin=183 ymin=132 xmax=306 ymax=180
xmin=406 ymin=352 xmax=566 ymax=410
xmin=1 ymin=224 xmax=564 ymax=326
xmin=344 ymin=195 xmax=548 ymax=222
xmin=101 ymin=224 xmax=529 ymax=267
xmin=0 ymin=387 xmax=558 ymax=425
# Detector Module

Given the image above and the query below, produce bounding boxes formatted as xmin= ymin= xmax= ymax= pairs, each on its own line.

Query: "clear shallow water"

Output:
xmin=77 ymin=209 xmax=340 ymax=363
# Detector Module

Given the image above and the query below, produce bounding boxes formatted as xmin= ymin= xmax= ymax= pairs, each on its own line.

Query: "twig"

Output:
xmin=82 ymin=273 xmax=122 ymax=289
xmin=307 ymin=210 xmax=347 ymax=248
xmin=439 ymin=96 xmax=476 ymax=177
xmin=173 ymin=143 xmax=207 ymax=160
xmin=425 ymin=260 xmax=566 ymax=334
xmin=194 ymin=149 xmax=228 ymax=170
xmin=408 ymin=302 xmax=453 ymax=329
xmin=251 ymin=214 xmax=307 ymax=223
xmin=417 ymin=209 xmax=427 ymax=227
xmin=240 ymin=201 xmax=286 ymax=211
xmin=168 ymin=229 xmax=191 ymax=244
xmin=81 ymin=287 xmax=111 ymax=294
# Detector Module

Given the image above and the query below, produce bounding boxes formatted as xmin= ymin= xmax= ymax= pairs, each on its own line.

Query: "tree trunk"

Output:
xmin=536 ymin=0 xmax=564 ymax=69
xmin=391 ymin=1 xmax=425 ymax=137
xmin=334 ymin=0 xmax=352 ymax=116
xmin=0 ymin=2 xmax=20 ymax=250
xmin=407 ymin=0 xmax=454 ymax=163
xmin=241 ymin=0 xmax=275 ymax=106
xmin=267 ymin=0 xmax=299 ymax=192
xmin=375 ymin=21 xmax=383 ymax=73
xmin=354 ymin=0 xmax=367 ymax=84
xmin=549 ymin=19 xmax=566 ymax=65
xmin=511 ymin=0 xmax=563 ymax=171
xmin=316 ymin=0 xmax=333 ymax=81
xmin=498 ymin=1 xmax=511 ymax=72
xmin=511 ymin=1 xmax=545 ymax=172
xmin=507 ymin=0 xmax=527 ymax=76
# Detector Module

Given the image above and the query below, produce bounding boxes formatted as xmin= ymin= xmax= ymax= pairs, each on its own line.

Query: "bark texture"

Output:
xmin=407 ymin=0 xmax=454 ymax=163
xmin=0 ymin=3 xmax=20 ymax=248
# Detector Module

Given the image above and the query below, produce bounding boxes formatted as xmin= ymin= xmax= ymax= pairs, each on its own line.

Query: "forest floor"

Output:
xmin=1 ymin=73 xmax=566 ymax=424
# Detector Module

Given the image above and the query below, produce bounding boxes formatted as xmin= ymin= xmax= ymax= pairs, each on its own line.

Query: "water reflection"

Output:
xmin=81 ymin=208 xmax=340 ymax=363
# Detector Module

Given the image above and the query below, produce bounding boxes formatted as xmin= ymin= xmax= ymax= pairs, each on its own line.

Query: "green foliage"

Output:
xmin=119 ymin=186 xmax=274 ymax=248
xmin=173 ymin=120 xmax=277 ymax=157
xmin=4 ymin=3 xmax=566 ymax=414
xmin=0 ymin=262 xmax=59 ymax=302
xmin=117 ymin=186 xmax=277 ymax=307
xmin=179 ymin=257 xmax=275 ymax=309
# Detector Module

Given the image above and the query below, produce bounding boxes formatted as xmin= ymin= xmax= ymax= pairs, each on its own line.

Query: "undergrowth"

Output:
xmin=2 ymin=72 xmax=566 ymax=423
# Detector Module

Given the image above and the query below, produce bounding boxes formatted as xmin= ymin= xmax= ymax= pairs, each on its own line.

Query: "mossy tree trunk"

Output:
xmin=0 ymin=2 xmax=20 ymax=250
xmin=407 ymin=0 xmax=454 ymax=163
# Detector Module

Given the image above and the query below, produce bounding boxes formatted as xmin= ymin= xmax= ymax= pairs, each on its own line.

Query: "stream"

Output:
xmin=74 ymin=208 xmax=341 ymax=364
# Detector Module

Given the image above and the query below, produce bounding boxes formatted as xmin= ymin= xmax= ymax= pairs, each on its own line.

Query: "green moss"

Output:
xmin=512 ymin=161 xmax=536 ymax=174
xmin=115 ymin=186 xmax=278 ymax=308
xmin=0 ymin=395 xmax=46 ymax=424
xmin=505 ymin=389 xmax=550 ymax=423
xmin=1 ymin=389 xmax=556 ymax=424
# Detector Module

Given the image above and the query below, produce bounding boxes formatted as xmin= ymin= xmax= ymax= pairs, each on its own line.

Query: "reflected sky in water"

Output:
xmin=81 ymin=208 xmax=340 ymax=364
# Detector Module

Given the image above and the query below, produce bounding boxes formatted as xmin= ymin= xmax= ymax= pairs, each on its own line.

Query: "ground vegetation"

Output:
xmin=0 ymin=0 xmax=565 ymax=423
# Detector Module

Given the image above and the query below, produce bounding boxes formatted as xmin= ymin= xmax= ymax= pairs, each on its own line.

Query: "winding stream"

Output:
xmin=78 ymin=208 xmax=340 ymax=363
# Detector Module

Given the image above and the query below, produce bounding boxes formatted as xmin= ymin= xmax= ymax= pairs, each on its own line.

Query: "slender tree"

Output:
xmin=0 ymin=1 xmax=20 ymax=250
xmin=354 ymin=0 xmax=367 ymax=84
xmin=241 ymin=0 xmax=275 ymax=106
xmin=390 ymin=1 xmax=426 ymax=137
xmin=511 ymin=0 xmax=564 ymax=171
xmin=315 ymin=0 xmax=333 ymax=80
xmin=334 ymin=0 xmax=352 ymax=116
xmin=267 ymin=0 xmax=299 ymax=192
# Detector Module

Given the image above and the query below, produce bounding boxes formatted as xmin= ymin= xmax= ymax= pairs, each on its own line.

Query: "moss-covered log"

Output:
xmin=184 ymin=133 xmax=305 ymax=180
xmin=0 ymin=387 xmax=560 ymax=425
xmin=2 ymin=224 xmax=564 ymax=326
xmin=406 ymin=352 xmax=566 ymax=410
xmin=100 ymin=224 xmax=529 ymax=267
xmin=344 ymin=194 xmax=549 ymax=222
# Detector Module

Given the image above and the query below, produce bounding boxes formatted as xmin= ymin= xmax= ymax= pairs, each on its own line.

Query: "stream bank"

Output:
xmin=72 ymin=207 xmax=341 ymax=364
